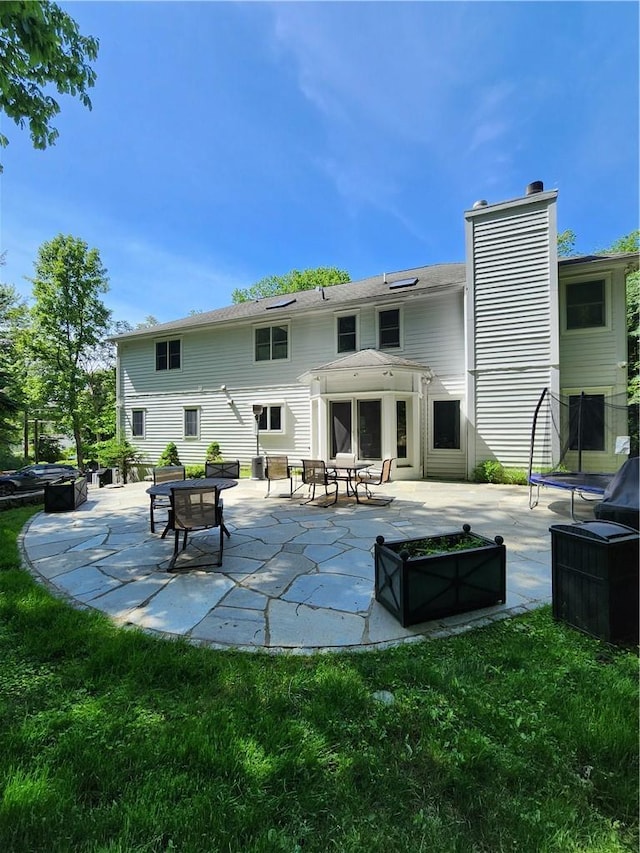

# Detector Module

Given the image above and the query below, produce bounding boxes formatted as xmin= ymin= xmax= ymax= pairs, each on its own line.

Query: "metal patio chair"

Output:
xmin=301 ymin=459 xmax=339 ymax=507
xmin=150 ymin=465 xmax=186 ymax=533
xmin=328 ymin=452 xmax=357 ymax=494
xmin=265 ymin=455 xmax=293 ymax=497
xmin=168 ymin=485 xmax=225 ymax=570
xmin=205 ymin=460 xmax=240 ymax=478
xmin=355 ymin=458 xmax=395 ymax=505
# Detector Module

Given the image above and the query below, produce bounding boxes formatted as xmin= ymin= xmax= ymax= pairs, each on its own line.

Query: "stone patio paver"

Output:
xmin=17 ymin=476 xmax=582 ymax=653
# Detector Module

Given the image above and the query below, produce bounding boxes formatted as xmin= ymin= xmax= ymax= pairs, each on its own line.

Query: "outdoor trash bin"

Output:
xmin=549 ymin=521 xmax=639 ymax=645
xmin=96 ymin=467 xmax=113 ymax=487
xmin=251 ymin=456 xmax=264 ymax=480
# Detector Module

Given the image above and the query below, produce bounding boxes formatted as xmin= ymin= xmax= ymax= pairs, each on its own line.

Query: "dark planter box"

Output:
xmin=550 ymin=521 xmax=639 ymax=646
xmin=44 ymin=477 xmax=88 ymax=513
xmin=374 ymin=524 xmax=506 ymax=627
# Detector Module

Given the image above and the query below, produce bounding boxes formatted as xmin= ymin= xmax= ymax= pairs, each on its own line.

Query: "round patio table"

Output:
xmin=146 ymin=477 xmax=238 ymax=498
xmin=146 ymin=477 xmax=238 ymax=537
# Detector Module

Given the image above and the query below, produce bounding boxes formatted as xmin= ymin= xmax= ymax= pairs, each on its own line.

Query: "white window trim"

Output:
xmin=131 ymin=408 xmax=146 ymax=439
xmin=183 ymin=406 xmax=200 ymax=440
xmin=561 ymin=385 xmax=615 ymax=456
xmin=429 ymin=396 xmax=465 ymax=453
xmin=560 ymin=273 xmax=612 ymax=335
xmin=154 ymin=336 xmax=183 ymax=372
xmin=252 ymin=322 xmax=291 ymax=364
xmin=376 ymin=304 xmax=404 ymax=350
xmin=335 ymin=310 xmax=360 ymax=354
xmin=256 ymin=402 xmax=286 ymax=433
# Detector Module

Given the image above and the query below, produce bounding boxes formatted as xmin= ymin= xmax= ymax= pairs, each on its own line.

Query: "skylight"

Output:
xmin=266 ymin=298 xmax=297 ymax=310
xmin=389 ymin=277 xmax=418 ymax=289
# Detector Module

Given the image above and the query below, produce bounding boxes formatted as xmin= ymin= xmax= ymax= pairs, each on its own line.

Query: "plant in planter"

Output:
xmin=374 ymin=524 xmax=506 ymax=627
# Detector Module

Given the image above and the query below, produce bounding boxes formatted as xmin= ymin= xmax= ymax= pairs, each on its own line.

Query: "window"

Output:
xmin=433 ymin=400 xmax=460 ymax=449
xmin=379 ymin=308 xmax=400 ymax=348
xmin=566 ymin=280 xmax=605 ymax=330
xmin=257 ymin=405 xmax=283 ymax=431
xmin=358 ymin=400 xmax=381 ymax=459
xmin=156 ymin=339 xmax=181 ymax=371
xmin=255 ymin=325 xmax=288 ymax=361
xmin=184 ymin=408 xmax=199 ymax=438
xmin=569 ymin=394 xmax=605 ymax=451
xmin=396 ymin=400 xmax=408 ymax=459
xmin=337 ymin=315 xmax=357 ymax=353
xmin=131 ymin=409 xmax=145 ymax=438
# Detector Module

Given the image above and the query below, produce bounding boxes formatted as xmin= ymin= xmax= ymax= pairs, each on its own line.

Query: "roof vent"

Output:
xmin=526 ymin=180 xmax=544 ymax=195
xmin=315 ymin=286 xmax=326 ymax=300
xmin=472 ymin=199 xmax=488 ymax=209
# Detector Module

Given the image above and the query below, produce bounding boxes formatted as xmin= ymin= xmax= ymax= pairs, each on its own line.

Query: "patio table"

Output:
xmin=326 ymin=463 xmax=372 ymax=497
xmin=146 ymin=477 xmax=237 ymax=536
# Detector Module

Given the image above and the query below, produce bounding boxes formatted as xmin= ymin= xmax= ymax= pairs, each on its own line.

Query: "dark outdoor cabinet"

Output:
xmin=374 ymin=526 xmax=506 ymax=628
xmin=44 ymin=477 xmax=88 ymax=513
xmin=550 ymin=521 xmax=639 ymax=645
xmin=96 ymin=467 xmax=113 ymax=487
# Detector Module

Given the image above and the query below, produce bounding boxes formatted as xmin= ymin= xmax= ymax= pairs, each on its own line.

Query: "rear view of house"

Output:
xmin=114 ymin=182 xmax=635 ymax=481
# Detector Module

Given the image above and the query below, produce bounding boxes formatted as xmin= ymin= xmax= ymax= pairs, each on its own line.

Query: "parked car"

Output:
xmin=0 ymin=464 xmax=81 ymax=496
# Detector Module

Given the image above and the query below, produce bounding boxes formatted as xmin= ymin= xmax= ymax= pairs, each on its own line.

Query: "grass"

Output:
xmin=1 ymin=506 xmax=638 ymax=853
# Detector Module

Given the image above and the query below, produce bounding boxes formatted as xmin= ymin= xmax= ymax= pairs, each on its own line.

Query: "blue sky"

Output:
xmin=1 ymin=0 xmax=638 ymax=326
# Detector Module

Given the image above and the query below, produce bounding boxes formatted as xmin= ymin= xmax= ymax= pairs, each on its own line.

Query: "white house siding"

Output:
xmin=117 ymin=284 xmax=470 ymax=476
xmin=558 ymin=262 xmax=630 ymax=474
xmin=424 ymin=375 xmax=467 ymax=480
xmin=465 ymin=190 xmax=559 ymax=475
xmin=559 ymin=264 xmax=629 ymax=396
xmin=118 ymin=324 xmax=315 ymax=467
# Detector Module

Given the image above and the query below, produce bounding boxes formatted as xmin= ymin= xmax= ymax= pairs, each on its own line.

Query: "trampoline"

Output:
xmin=528 ymin=388 xmax=632 ymax=520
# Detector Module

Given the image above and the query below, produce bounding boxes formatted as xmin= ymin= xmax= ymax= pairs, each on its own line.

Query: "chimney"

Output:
xmin=526 ymin=180 xmax=544 ymax=196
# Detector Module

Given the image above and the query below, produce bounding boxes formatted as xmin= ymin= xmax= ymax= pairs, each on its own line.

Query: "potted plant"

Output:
xmin=374 ymin=524 xmax=506 ymax=627
xmin=44 ymin=475 xmax=88 ymax=513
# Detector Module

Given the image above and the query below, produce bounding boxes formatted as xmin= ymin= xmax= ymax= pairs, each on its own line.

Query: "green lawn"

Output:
xmin=1 ymin=506 xmax=638 ymax=852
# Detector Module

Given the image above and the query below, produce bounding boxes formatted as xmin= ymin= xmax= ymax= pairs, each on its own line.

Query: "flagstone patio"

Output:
xmin=18 ymin=476 xmax=585 ymax=653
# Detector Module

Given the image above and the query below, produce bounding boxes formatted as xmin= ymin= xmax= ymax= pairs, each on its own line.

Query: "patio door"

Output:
xmin=330 ymin=401 xmax=352 ymax=456
xmin=330 ymin=399 xmax=382 ymax=460
xmin=358 ymin=399 xmax=381 ymax=459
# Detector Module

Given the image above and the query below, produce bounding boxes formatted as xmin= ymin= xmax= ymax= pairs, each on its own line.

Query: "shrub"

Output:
xmin=185 ymin=464 xmax=205 ymax=479
xmin=95 ymin=438 xmax=142 ymax=485
xmin=158 ymin=442 xmax=181 ymax=466
xmin=205 ymin=442 xmax=221 ymax=462
xmin=472 ymin=460 xmax=504 ymax=483
xmin=472 ymin=460 xmax=529 ymax=485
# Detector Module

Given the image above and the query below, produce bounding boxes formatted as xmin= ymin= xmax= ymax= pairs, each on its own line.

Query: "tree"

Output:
xmin=0 ymin=1 xmax=99 ymax=167
xmin=600 ymin=231 xmax=639 ymax=399
xmin=232 ymin=266 xmax=350 ymax=304
xmin=557 ymin=229 xmax=577 ymax=257
xmin=27 ymin=234 xmax=111 ymax=468
xmin=0 ymin=282 xmax=28 ymax=457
